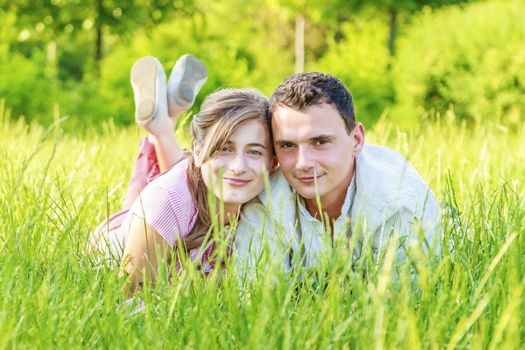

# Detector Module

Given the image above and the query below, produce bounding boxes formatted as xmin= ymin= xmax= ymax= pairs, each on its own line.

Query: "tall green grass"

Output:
xmin=0 ymin=104 xmax=523 ymax=348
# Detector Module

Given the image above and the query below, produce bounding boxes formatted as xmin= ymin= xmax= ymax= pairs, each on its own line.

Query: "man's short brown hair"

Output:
xmin=270 ymin=72 xmax=356 ymax=133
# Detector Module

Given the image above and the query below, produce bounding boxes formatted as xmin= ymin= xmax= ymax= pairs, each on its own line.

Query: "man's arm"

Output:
xmin=370 ymin=206 xmax=441 ymax=267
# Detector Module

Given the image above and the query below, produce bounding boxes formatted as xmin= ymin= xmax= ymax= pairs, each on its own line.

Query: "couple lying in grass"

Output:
xmin=90 ymin=55 xmax=440 ymax=293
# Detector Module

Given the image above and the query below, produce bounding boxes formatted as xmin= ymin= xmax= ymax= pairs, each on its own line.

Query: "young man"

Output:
xmin=236 ymin=72 xmax=440 ymax=272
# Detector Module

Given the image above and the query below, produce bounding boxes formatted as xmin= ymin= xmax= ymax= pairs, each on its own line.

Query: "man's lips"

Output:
xmin=223 ymin=177 xmax=251 ymax=187
xmin=296 ymin=174 xmax=324 ymax=184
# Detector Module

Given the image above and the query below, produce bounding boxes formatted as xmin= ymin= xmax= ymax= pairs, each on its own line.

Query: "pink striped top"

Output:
xmin=120 ymin=158 xmax=220 ymax=273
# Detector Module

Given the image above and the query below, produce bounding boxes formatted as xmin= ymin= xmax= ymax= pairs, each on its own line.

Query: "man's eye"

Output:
xmin=280 ymin=143 xmax=294 ymax=149
xmin=315 ymin=139 xmax=329 ymax=145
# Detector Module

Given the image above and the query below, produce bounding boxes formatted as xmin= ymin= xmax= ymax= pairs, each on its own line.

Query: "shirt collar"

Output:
xmin=296 ymin=172 xmax=356 ymax=222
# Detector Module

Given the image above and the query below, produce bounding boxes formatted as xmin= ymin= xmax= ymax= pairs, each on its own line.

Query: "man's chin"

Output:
xmin=295 ymin=186 xmax=322 ymax=201
xmin=286 ymin=177 xmax=323 ymax=198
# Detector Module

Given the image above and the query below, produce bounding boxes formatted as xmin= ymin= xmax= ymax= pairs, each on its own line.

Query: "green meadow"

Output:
xmin=1 ymin=0 xmax=525 ymax=348
xmin=1 ymin=103 xmax=523 ymax=348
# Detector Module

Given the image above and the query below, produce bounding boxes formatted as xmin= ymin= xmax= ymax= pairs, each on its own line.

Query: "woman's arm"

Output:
xmin=120 ymin=214 xmax=172 ymax=294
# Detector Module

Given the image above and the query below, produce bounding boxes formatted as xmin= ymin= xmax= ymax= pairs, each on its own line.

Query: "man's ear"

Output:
xmin=269 ymin=156 xmax=279 ymax=175
xmin=351 ymin=123 xmax=365 ymax=156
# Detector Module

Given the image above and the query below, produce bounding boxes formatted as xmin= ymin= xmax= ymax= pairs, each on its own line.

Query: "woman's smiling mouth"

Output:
xmin=223 ymin=177 xmax=251 ymax=187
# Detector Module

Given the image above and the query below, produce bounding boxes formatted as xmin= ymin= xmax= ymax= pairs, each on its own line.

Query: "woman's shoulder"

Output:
xmin=133 ymin=158 xmax=196 ymax=221
xmin=127 ymin=158 xmax=198 ymax=244
xmin=144 ymin=158 xmax=192 ymax=200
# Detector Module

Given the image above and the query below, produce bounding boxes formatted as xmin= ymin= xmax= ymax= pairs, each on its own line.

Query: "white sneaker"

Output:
xmin=130 ymin=56 xmax=169 ymax=129
xmin=167 ymin=54 xmax=207 ymax=117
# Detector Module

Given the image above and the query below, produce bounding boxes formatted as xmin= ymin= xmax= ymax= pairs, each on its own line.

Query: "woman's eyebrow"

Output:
xmin=246 ymin=143 xmax=267 ymax=149
xmin=275 ymin=139 xmax=293 ymax=146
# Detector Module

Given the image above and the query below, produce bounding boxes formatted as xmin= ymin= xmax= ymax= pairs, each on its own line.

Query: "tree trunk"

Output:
xmin=295 ymin=14 xmax=305 ymax=73
xmin=334 ymin=15 xmax=349 ymax=43
xmin=94 ymin=26 xmax=102 ymax=77
xmin=94 ymin=0 xmax=104 ymax=78
xmin=387 ymin=8 xmax=397 ymax=58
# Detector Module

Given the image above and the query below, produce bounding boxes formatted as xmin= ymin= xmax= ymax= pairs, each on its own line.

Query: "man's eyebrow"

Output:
xmin=310 ymin=135 xmax=335 ymax=141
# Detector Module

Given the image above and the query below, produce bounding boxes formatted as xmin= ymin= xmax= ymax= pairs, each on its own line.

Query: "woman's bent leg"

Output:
xmin=90 ymin=137 xmax=160 ymax=260
xmin=121 ymin=137 xmax=161 ymax=209
xmin=146 ymin=120 xmax=184 ymax=174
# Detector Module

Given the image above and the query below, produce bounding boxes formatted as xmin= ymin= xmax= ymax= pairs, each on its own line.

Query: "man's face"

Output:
xmin=272 ymin=103 xmax=364 ymax=210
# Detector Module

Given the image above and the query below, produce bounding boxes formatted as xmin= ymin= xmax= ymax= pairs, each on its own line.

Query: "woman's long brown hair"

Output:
xmin=183 ymin=88 xmax=271 ymax=250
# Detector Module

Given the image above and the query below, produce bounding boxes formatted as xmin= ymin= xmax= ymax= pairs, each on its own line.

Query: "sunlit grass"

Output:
xmin=0 ymin=104 xmax=523 ymax=348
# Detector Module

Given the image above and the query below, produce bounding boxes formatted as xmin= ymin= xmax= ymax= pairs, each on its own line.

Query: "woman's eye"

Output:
xmin=220 ymin=146 xmax=233 ymax=153
xmin=247 ymin=150 xmax=263 ymax=156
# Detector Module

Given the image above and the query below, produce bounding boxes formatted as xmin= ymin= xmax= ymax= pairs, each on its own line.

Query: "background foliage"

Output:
xmin=1 ymin=0 xmax=524 ymax=131
xmin=393 ymin=0 xmax=525 ymax=128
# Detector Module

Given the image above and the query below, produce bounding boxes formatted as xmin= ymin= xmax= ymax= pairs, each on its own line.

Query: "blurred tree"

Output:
xmin=261 ymin=0 xmax=472 ymax=77
xmin=1 ymin=0 xmax=197 ymax=78
xmin=313 ymin=17 xmax=394 ymax=127
xmin=265 ymin=0 xmax=328 ymax=72
xmin=323 ymin=0 xmax=472 ymax=58
xmin=393 ymin=0 xmax=525 ymax=128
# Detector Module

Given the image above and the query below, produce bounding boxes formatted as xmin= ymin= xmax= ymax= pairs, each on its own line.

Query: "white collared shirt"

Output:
xmin=295 ymin=174 xmax=355 ymax=268
xmin=235 ymin=144 xmax=441 ymax=274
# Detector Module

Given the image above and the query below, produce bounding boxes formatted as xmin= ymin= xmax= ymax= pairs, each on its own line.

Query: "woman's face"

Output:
xmin=199 ymin=119 xmax=274 ymax=211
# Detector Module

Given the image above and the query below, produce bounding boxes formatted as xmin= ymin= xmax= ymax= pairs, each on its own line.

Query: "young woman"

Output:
xmin=91 ymin=55 xmax=275 ymax=292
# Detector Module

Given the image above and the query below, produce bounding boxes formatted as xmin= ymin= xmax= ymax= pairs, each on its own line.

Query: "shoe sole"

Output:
xmin=131 ymin=57 xmax=158 ymax=125
xmin=169 ymin=55 xmax=207 ymax=107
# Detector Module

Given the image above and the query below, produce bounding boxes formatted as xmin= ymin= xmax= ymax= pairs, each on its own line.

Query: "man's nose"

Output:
xmin=295 ymin=146 xmax=315 ymax=170
xmin=229 ymin=153 xmax=248 ymax=174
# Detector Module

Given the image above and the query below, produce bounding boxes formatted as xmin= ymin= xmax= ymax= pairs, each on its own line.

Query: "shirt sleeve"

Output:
xmin=371 ymin=206 xmax=441 ymax=265
xmin=128 ymin=183 xmax=195 ymax=246
xmin=235 ymin=202 xmax=290 ymax=279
